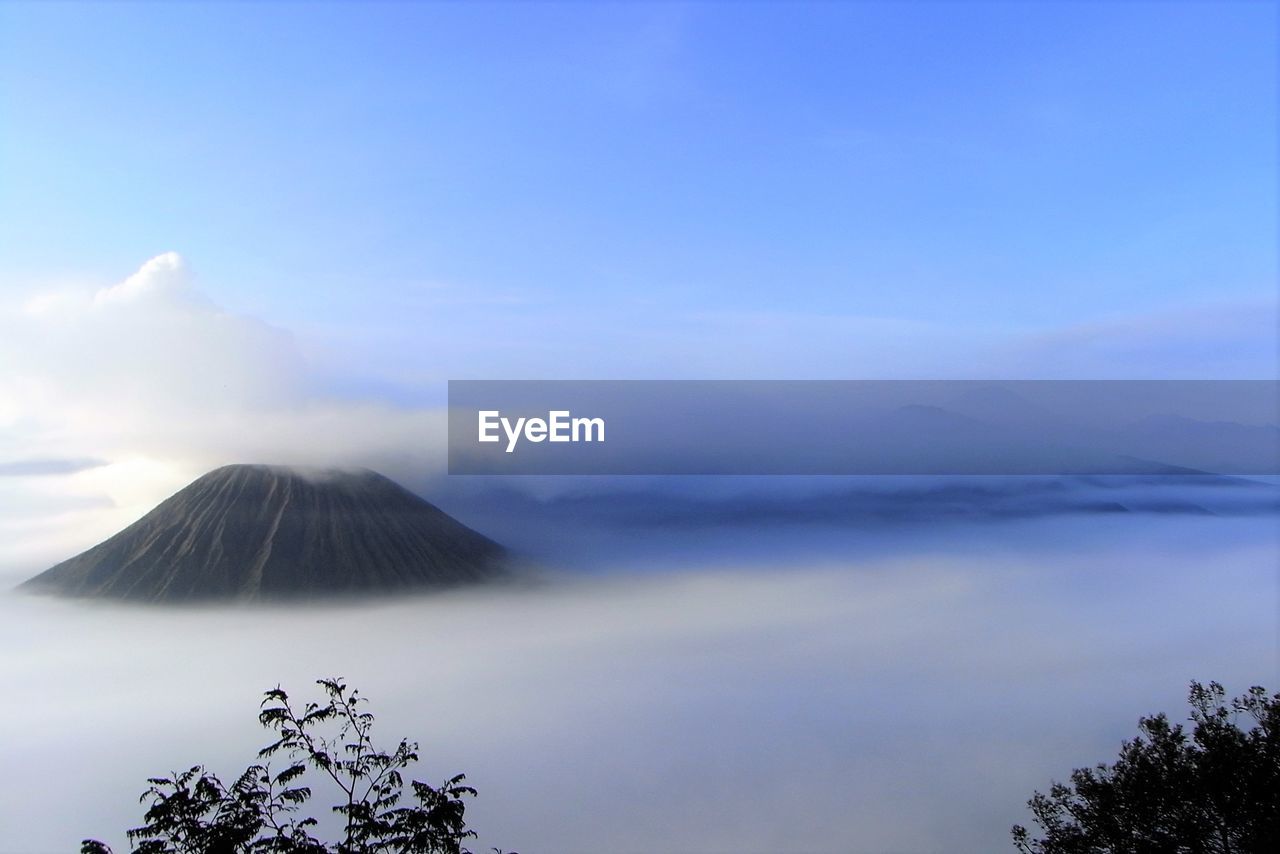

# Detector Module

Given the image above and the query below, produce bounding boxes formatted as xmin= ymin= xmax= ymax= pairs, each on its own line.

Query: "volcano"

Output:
xmin=21 ymin=464 xmax=506 ymax=602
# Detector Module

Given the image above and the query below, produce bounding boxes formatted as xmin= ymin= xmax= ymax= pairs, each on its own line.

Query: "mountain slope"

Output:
xmin=21 ymin=464 xmax=506 ymax=602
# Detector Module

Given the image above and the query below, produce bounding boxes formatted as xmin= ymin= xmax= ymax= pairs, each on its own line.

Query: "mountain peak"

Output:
xmin=22 ymin=464 xmax=506 ymax=602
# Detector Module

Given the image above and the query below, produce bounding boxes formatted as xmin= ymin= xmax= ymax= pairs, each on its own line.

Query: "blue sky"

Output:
xmin=1 ymin=0 xmax=1276 ymax=383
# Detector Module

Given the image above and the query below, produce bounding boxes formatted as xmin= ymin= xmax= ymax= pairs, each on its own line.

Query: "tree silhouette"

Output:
xmin=83 ymin=678 xmax=510 ymax=854
xmin=1013 ymin=681 xmax=1280 ymax=853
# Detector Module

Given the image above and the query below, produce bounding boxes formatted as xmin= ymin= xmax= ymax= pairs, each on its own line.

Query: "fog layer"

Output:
xmin=2 ymin=514 xmax=1275 ymax=854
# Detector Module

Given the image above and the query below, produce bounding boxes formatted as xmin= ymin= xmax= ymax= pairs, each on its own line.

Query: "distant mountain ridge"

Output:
xmin=21 ymin=464 xmax=506 ymax=602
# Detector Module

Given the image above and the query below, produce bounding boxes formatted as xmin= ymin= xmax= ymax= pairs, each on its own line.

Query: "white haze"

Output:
xmin=2 ymin=256 xmax=1276 ymax=851
xmin=1 ymin=514 xmax=1275 ymax=854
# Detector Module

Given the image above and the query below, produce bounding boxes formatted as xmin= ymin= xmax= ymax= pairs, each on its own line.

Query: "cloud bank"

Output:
xmin=1 ymin=515 xmax=1274 ymax=853
xmin=0 ymin=254 xmax=443 ymax=568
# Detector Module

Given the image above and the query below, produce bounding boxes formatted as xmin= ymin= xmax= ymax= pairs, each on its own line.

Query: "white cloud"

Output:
xmin=91 ymin=251 xmax=193 ymax=307
xmin=5 ymin=252 xmax=300 ymax=416
xmin=1 ymin=521 xmax=1274 ymax=852
xmin=0 ymin=254 xmax=445 ymax=568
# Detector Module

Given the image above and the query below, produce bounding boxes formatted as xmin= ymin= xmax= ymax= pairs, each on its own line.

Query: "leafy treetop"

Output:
xmin=82 ymin=678 xmax=509 ymax=854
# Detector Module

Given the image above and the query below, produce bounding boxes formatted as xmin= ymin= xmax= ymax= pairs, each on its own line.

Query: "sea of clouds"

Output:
xmin=0 ymin=256 xmax=1276 ymax=852
xmin=1 ymin=513 xmax=1276 ymax=853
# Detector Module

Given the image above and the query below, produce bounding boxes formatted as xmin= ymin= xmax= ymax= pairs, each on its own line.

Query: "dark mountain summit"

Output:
xmin=21 ymin=464 xmax=506 ymax=602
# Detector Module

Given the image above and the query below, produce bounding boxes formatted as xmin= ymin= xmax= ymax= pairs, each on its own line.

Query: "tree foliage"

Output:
xmin=83 ymin=678 xmax=507 ymax=854
xmin=1013 ymin=681 xmax=1280 ymax=853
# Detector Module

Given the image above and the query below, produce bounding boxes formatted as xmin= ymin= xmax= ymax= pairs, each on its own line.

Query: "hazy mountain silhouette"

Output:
xmin=21 ymin=464 xmax=506 ymax=602
xmin=849 ymin=404 xmax=1208 ymax=475
xmin=1114 ymin=413 xmax=1280 ymax=474
xmin=944 ymin=386 xmax=1061 ymax=430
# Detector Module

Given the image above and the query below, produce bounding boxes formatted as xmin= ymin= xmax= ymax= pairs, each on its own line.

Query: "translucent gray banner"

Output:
xmin=447 ymin=380 xmax=1280 ymax=475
